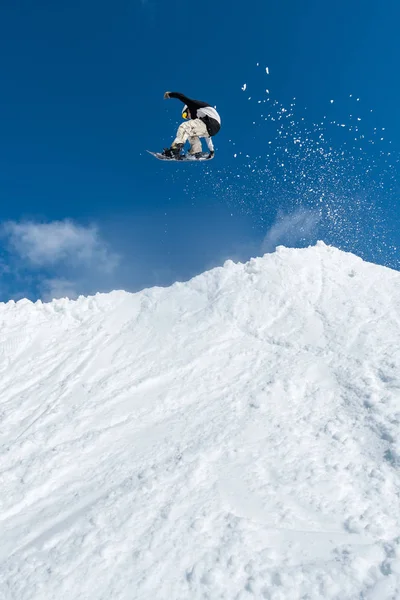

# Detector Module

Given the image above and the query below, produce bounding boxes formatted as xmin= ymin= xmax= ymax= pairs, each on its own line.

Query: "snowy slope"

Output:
xmin=1 ymin=242 xmax=400 ymax=600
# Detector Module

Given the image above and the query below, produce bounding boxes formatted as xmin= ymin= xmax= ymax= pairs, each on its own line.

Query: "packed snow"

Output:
xmin=1 ymin=242 xmax=400 ymax=600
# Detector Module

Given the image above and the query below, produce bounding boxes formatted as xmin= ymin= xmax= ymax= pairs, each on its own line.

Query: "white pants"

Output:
xmin=173 ymin=119 xmax=214 ymax=154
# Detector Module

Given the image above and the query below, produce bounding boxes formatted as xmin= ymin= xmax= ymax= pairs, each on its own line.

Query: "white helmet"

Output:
xmin=182 ymin=105 xmax=190 ymax=119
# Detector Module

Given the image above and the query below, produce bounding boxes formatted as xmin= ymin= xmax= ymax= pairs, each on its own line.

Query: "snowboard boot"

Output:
xmin=162 ymin=143 xmax=183 ymax=158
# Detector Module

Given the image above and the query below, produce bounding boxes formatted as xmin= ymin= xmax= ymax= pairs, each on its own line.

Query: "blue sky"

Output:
xmin=0 ymin=0 xmax=399 ymax=301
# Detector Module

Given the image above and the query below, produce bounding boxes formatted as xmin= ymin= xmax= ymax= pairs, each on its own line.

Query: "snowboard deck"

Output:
xmin=147 ymin=150 xmax=214 ymax=162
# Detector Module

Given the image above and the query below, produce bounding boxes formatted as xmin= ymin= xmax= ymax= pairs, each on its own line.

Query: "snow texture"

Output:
xmin=1 ymin=242 xmax=400 ymax=600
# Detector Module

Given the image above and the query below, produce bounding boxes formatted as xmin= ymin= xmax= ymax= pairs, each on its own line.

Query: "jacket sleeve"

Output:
xmin=168 ymin=92 xmax=209 ymax=113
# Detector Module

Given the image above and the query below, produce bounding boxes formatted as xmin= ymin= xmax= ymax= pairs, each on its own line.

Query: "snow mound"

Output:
xmin=1 ymin=242 xmax=400 ymax=600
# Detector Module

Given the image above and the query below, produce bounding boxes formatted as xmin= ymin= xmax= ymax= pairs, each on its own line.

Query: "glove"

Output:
xmin=164 ymin=91 xmax=171 ymax=99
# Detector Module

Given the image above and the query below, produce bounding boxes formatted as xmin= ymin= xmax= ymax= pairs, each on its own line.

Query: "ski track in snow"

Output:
xmin=0 ymin=243 xmax=400 ymax=600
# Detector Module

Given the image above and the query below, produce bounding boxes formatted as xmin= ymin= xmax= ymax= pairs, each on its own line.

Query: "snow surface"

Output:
xmin=1 ymin=242 xmax=400 ymax=600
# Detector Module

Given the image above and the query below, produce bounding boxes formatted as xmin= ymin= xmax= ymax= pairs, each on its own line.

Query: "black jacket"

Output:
xmin=169 ymin=92 xmax=221 ymax=137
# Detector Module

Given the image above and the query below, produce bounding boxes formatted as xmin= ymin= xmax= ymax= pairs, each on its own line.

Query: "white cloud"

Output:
xmin=262 ymin=209 xmax=320 ymax=253
xmin=40 ymin=277 xmax=79 ymax=301
xmin=0 ymin=219 xmax=122 ymax=301
xmin=2 ymin=220 xmax=119 ymax=273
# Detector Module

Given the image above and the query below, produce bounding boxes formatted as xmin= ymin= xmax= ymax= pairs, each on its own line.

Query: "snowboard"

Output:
xmin=147 ymin=150 xmax=214 ymax=162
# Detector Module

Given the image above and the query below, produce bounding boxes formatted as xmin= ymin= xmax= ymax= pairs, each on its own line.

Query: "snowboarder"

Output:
xmin=162 ymin=92 xmax=221 ymax=159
